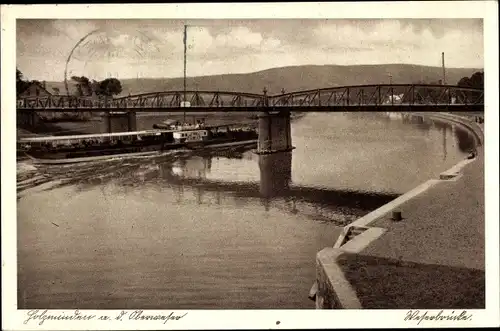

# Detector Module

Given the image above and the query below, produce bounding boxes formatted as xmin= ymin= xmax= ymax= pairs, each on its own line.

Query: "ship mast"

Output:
xmin=183 ymin=25 xmax=187 ymax=124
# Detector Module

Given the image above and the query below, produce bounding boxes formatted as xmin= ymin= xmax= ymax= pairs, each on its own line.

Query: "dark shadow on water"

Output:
xmin=422 ymin=116 xmax=476 ymax=153
xmin=453 ymin=126 xmax=476 ymax=153
xmin=19 ymin=149 xmax=399 ymax=224
xmin=259 ymin=152 xmax=292 ymax=211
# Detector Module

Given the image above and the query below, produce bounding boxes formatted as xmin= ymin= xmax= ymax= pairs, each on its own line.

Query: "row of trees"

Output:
xmin=16 ymin=68 xmax=123 ymax=98
xmin=457 ymin=71 xmax=484 ymax=89
xmin=70 ymin=75 xmax=123 ymax=97
xmin=413 ymin=71 xmax=484 ymax=102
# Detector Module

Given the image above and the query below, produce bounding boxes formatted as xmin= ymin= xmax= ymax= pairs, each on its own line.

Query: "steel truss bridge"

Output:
xmin=17 ymin=84 xmax=484 ymax=112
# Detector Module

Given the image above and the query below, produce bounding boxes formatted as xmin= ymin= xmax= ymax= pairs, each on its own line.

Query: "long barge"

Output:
xmin=18 ymin=125 xmax=258 ymax=165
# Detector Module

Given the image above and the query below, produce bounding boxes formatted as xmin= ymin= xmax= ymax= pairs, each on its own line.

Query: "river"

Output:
xmin=16 ymin=112 xmax=476 ymax=309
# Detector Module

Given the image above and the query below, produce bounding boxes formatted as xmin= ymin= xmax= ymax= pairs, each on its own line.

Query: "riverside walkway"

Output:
xmin=315 ymin=113 xmax=485 ymax=309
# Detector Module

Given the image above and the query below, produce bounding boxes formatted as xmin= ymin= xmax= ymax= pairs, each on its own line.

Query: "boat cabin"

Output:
xmin=173 ymin=130 xmax=209 ymax=143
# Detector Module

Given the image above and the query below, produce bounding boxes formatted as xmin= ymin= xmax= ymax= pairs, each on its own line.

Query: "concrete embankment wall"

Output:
xmin=313 ymin=112 xmax=484 ymax=309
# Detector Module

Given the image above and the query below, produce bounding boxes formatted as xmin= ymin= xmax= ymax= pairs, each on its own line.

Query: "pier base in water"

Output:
xmin=259 ymin=152 xmax=292 ymax=199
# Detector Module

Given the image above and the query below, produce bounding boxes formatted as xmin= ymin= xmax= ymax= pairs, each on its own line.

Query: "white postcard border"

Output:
xmin=2 ymin=2 xmax=499 ymax=330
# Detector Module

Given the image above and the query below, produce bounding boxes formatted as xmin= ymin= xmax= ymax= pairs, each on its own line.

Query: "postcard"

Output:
xmin=2 ymin=2 xmax=499 ymax=330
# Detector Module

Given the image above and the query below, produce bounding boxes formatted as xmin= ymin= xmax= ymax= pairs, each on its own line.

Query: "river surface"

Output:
xmin=17 ymin=112 xmax=476 ymax=309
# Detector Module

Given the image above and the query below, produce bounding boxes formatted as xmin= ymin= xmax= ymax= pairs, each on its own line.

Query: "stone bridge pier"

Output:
xmin=256 ymin=88 xmax=294 ymax=154
xmin=102 ymin=111 xmax=137 ymax=133
xmin=256 ymin=110 xmax=293 ymax=154
xmin=17 ymin=110 xmax=41 ymax=130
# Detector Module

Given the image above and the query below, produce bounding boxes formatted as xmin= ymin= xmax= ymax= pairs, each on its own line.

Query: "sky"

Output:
xmin=16 ymin=19 xmax=484 ymax=82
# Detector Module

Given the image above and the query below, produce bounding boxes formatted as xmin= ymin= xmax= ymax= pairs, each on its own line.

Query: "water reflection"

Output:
xmin=400 ymin=114 xmax=434 ymax=132
xmin=454 ymin=126 xmax=475 ymax=153
xmin=153 ymin=150 xmax=394 ymax=220
xmin=259 ymin=152 xmax=292 ymax=199
xmin=370 ymin=112 xmax=477 ymax=158
xmin=18 ymin=113 xmax=477 ymax=210
xmin=443 ymin=127 xmax=447 ymax=160
xmin=398 ymin=113 xmax=474 ymax=153
xmin=172 ymin=156 xmax=212 ymax=179
xmin=18 ymin=111 xmax=477 ymax=219
xmin=17 ymin=111 xmax=480 ymax=309
xmin=256 ymin=152 xmax=294 ymax=212
xmin=18 ymin=149 xmax=400 ymax=227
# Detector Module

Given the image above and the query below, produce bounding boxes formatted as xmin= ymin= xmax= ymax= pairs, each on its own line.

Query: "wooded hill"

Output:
xmin=43 ymin=64 xmax=482 ymax=97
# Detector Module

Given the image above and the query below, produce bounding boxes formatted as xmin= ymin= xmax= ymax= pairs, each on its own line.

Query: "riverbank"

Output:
xmin=314 ymin=112 xmax=485 ymax=309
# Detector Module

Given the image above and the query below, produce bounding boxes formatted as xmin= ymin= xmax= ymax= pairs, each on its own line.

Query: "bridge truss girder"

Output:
xmin=18 ymin=91 xmax=266 ymax=110
xmin=269 ymin=85 xmax=484 ymax=107
xmin=17 ymin=85 xmax=483 ymax=110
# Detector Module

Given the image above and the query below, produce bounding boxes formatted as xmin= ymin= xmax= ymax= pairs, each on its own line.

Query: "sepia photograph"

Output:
xmin=2 ymin=2 xmax=499 ymax=330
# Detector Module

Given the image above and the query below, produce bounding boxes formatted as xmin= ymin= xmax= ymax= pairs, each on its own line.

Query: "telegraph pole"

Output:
xmin=441 ymin=52 xmax=446 ymax=85
xmin=442 ymin=52 xmax=450 ymax=104
xmin=183 ymin=25 xmax=188 ymax=124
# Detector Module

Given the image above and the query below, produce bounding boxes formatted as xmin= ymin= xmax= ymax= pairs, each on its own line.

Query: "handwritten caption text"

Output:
xmin=404 ymin=310 xmax=473 ymax=325
xmin=24 ymin=309 xmax=188 ymax=326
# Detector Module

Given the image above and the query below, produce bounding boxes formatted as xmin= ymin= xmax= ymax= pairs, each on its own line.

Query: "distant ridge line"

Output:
xmin=43 ymin=63 xmax=483 ymax=96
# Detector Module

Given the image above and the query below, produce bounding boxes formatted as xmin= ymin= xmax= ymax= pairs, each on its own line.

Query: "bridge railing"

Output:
xmin=268 ymin=85 xmax=484 ymax=107
xmin=18 ymin=91 xmax=268 ymax=109
xmin=16 ymin=85 xmax=484 ymax=110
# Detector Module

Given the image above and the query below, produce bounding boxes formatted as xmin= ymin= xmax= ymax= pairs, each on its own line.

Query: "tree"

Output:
xmin=457 ymin=72 xmax=483 ymax=89
xmin=90 ymin=80 xmax=101 ymax=96
xmin=68 ymin=75 xmax=122 ymax=97
xmin=16 ymin=68 xmax=23 ymax=82
xmin=16 ymin=68 xmax=30 ymax=96
xmin=99 ymin=78 xmax=122 ymax=97
xmin=414 ymin=80 xmax=442 ymax=103
xmin=76 ymin=84 xmax=84 ymax=97
xmin=71 ymin=75 xmax=92 ymax=96
xmin=457 ymin=76 xmax=471 ymax=87
xmin=469 ymin=72 xmax=484 ymax=89
xmin=456 ymin=72 xmax=483 ymax=103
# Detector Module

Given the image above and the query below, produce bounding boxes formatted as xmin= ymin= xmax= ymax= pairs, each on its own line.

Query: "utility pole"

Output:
xmin=441 ymin=52 xmax=446 ymax=85
xmin=183 ymin=24 xmax=188 ymax=124
xmin=442 ymin=52 xmax=450 ymax=104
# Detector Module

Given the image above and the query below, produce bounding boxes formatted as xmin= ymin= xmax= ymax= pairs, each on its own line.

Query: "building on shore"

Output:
xmin=17 ymin=81 xmax=52 ymax=98
xmin=17 ymin=81 xmax=96 ymax=122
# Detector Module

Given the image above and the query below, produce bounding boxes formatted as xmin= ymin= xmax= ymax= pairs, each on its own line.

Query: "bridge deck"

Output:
xmin=17 ymin=104 xmax=484 ymax=113
xmin=17 ymin=84 xmax=484 ymax=111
